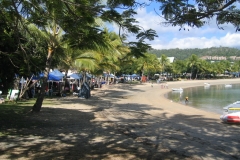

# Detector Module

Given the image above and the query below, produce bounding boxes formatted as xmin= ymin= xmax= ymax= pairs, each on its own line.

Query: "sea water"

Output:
xmin=166 ymin=83 xmax=240 ymax=115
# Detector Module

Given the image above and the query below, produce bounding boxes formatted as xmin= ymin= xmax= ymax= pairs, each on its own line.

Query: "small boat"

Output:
xmin=223 ymin=101 xmax=240 ymax=113
xmin=172 ymin=88 xmax=183 ymax=91
xmin=204 ymin=83 xmax=210 ymax=86
xmin=204 ymin=85 xmax=210 ymax=89
xmin=220 ymin=112 xmax=240 ymax=123
xmin=225 ymin=84 xmax=232 ymax=87
xmin=220 ymin=101 xmax=240 ymax=123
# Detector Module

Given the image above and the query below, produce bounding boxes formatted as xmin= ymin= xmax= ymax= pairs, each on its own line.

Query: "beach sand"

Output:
xmin=1 ymin=79 xmax=240 ymax=159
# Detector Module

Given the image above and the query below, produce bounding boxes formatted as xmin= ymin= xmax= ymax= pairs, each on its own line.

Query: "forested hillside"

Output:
xmin=148 ymin=47 xmax=240 ymax=60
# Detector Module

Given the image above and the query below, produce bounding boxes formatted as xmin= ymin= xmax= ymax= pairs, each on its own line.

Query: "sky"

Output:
xmin=111 ymin=1 xmax=240 ymax=50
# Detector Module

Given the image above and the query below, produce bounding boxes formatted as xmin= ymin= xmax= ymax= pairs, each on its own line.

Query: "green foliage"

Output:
xmin=149 ymin=47 xmax=240 ymax=60
xmin=157 ymin=0 xmax=240 ymax=31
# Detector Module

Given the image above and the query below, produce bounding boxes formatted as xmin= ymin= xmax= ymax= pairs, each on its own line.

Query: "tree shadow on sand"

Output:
xmin=1 ymin=84 xmax=240 ymax=159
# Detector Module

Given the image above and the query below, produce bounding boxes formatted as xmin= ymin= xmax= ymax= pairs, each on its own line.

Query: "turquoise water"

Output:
xmin=165 ymin=83 xmax=240 ymax=115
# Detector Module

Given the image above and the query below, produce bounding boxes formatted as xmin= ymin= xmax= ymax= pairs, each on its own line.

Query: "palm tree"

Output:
xmin=159 ymin=54 xmax=170 ymax=78
xmin=135 ymin=53 xmax=160 ymax=81
xmin=172 ymin=60 xmax=187 ymax=78
xmin=90 ymin=30 xmax=130 ymax=85
xmin=32 ymin=21 xmax=64 ymax=112
xmin=58 ymin=43 xmax=97 ymax=93
xmin=187 ymin=54 xmax=199 ymax=80
xmin=198 ymin=60 xmax=212 ymax=79
xmin=232 ymin=60 xmax=240 ymax=77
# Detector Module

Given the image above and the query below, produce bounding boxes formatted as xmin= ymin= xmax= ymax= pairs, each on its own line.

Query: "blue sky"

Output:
xmin=111 ymin=1 xmax=240 ymax=50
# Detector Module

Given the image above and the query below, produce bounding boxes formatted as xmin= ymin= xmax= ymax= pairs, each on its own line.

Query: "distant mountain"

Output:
xmin=148 ymin=47 xmax=240 ymax=61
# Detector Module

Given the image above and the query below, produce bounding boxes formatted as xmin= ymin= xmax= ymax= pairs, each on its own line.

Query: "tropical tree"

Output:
xmin=232 ymin=60 xmax=240 ymax=76
xmin=59 ymin=43 xmax=97 ymax=93
xmin=187 ymin=54 xmax=200 ymax=79
xmin=197 ymin=60 xmax=212 ymax=79
xmin=1 ymin=0 xmax=157 ymax=112
xmin=172 ymin=60 xmax=187 ymax=78
xmin=157 ymin=0 xmax=240 ymax=31
xmin=159 ymin=54 xmax=170 ymax=76
xmin=135 ymin=53 xmax=160 ymax=80
xmin=94 ymin=30 xmax=126 ymax=84
xmin=220 ymin=60 xmax=232 ymax=74
xmin=211 ymin=61 xmax=226 ymax=76
xmin=32 ymin=22 xmax=64 ymax=112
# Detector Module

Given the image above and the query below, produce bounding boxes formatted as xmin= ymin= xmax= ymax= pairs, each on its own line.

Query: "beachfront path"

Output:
xmin=1 ymin=79 xmax=240 ymax=159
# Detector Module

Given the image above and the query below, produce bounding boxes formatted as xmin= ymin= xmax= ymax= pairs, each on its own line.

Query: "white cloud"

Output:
xmin=135 ymin=6 xmax=240 ymax=49
xmin=151 ymin=33 xmax=240 ymax=49
xmin=110 ymin=4 xmax=240 ymax=50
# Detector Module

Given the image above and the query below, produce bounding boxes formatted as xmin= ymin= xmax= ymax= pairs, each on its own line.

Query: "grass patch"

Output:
xmin=0 ymin=104 xmax=32 ymax=135
xmin=0 ymin=97 xmax=59 ymax=136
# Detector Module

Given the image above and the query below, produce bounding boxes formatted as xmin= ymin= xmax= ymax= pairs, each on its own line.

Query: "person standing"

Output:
xmin=185 ymin=96 xmax=189 ymax=104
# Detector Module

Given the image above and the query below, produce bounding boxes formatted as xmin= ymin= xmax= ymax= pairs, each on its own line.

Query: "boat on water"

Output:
xmin=225 ymin=84 xmax=232 ymax=87
xmin=204 ymin=83 xmax=210 ymax=86
xmin=172 ymin=88 xmax=183 ymax=91
xmin=220 ymin=101 xmax=240 ymax=123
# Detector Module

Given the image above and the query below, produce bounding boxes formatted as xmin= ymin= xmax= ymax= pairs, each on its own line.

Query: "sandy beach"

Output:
xmin=1 ymin=79 xmax=240 ymax=160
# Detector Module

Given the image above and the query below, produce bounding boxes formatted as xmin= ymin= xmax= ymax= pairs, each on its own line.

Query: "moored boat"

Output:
xmin=225 ymin=84 xmax=232 ymax=87
xmin=220 ymin=101 xmax=240 ymax=123
xmin=220 ymin=112 xmax=240 ymax=123
xmin=172 ymin=88 xmax=183 ymax=91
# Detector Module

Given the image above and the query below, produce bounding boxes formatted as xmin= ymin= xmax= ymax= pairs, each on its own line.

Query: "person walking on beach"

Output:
xmin=185 ymin=96 xmax=189 ymax=104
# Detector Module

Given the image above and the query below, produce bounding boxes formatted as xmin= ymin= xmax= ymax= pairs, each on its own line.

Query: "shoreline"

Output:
xmin=162 ymin=79 xmax=239 ymax=115
xmin=96 ymin=78 xmax=240 ymax=159
xmin=1 ymin=78 xmax=240 ymax=159
xmin=97 ymin=78 xmax=240 ymax=126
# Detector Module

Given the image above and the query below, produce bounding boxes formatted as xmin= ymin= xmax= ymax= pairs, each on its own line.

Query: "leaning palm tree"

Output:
xmin=28 ymin=21 xmax=64 ymax=112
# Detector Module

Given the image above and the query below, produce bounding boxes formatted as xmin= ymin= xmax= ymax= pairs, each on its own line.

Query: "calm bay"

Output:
xmin=166 ymin=83 xmax=240 ymax=115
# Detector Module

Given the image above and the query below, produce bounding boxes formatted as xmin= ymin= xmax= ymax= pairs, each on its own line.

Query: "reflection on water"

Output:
xmin=166 ymin=83 xmax=240 ymax=115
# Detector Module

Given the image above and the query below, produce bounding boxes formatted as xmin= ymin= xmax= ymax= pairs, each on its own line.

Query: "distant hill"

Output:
xmin=148 ymin=47 xmax=240 ymax=61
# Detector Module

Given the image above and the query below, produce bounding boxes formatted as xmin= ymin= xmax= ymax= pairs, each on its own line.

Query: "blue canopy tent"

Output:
xmin=131 ymin=74 xmax=139 ymax=78
xmin=69 ymin=73 xmax=81 ymax=79
xmin=48 ymin=73 xmax=61 ymax=81
xmin=68 ymin=73 xmax=82 ymax=91
xmin=50 ymin=69 xmax=64 ymax=80
xmin=33 ymin=73 xmax=61 ymax=81
xmin=32 ymin=73 xmax=61 ymax=95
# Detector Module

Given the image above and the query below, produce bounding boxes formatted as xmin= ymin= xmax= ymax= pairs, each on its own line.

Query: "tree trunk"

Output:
xmin=32 ymin=48 xmax=53 ymax=112
xmin=62 ymin=69 xmax=68 ymax=94
xmin=195 ymin=70 xmax=199 ymax=79
xmin=190 ymin=66 xmax=193 ymax=80
xmin=141 ymin=69 xmax=144 ymax=82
